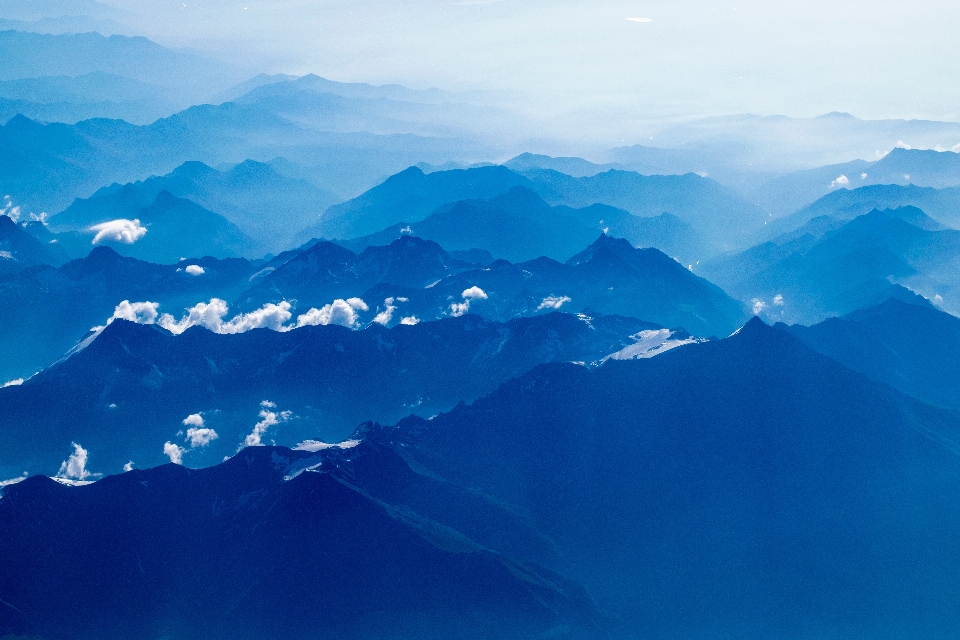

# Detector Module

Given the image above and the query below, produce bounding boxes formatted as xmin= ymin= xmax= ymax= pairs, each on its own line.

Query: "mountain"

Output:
xmin=0 ymin=445 xmax=601 ymax=640
xmin=504 ymin=152 xmax=621 ymax=177
xmin=0 ymin=246 xmax=257 ymax=382
xmin=0 ymin=311 xmax=668 ymax=477
xmin=239 ymin=234 xmax=746 ymax=337
xmin=57 ymin=190 xmax=254 ymax=263
xmin=758 ymin=183 xmax=960 ymax=241
xmin=303 ymin=165 xmax=531 ymax=240
xmin=753 ymin=147 xmax=960 ymax=216
xmin=778 ymin=297 xmax=960 ymax=411
xmin=0 ymin=30 xmax=244 ymax=105
xmin=0 ymin=213 xmax=66 ymax=272
xmin=700 ymin=208 xmax=960 ymax=324
xmin=371 ymin=318 xmax=960 ymax=637
xmin=520 ymin=168 xmax=769 ymax=249
xmin=51 ymin=160 xmax=340 ymax=253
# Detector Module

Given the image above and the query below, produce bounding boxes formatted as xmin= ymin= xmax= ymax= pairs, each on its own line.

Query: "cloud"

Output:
xmin=861 ymin=173 xmax=868 ymax=179
xmin=829 ymin=175 xmax=850 ymax=189
xmin=295 ymin=298 xmax=368 ymax=329
xmin=450 ymin=286 xmax=488 ymax=317
xmin=163 ymin=441 xmax=184 ymax=464
xmin=109 ymin=300 xmax=160 ymax=325
xmin=185 ymin=427 xmax=218 ymax=448
xmin=244 ymin=403 xmax=291 ymax=448
xmin=896 ymin=140 xmax=912 ymax=150
xmin=537 ymin=295 xmax=571 ymax=311
xmin=0 ymin=251 xmax=12 ymax=260
xmin=752 ymin=299 xmax=767 ymax=315
xmin=953 ymin=143 xmax=960 ymax=153
xmin=57 ymin=443 xmax=92 ymax=480
xmin=294 ymin=439 xmax=361 ymax=452
xmin=626 ymin=17 xmax=651 ymax=22
xmin=123 ymin=461 xmax=134 ymax=472
xmin=182 ymin=413 xmax=204 ymax=428
xmin=773 ymin=294 xmax=785 ymax=306
xmin=2 ymin=378 xmax=23 ymax=388
xmin=90 ymin=219 xmax=147 ymax=245
xmin=400 ymin=316 xmax=420 ymax=325
xmin=1 ymin=195 xmax=21 ymax=223
xmin=184 ymin=264 xmax=205 ymax=275
xmin=373 ymin=297 xmax=398 ymax=325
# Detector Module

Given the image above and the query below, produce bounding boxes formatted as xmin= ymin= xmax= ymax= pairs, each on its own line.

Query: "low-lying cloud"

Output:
xmin=90 ymin=219 xmax=147 ymax=245
xmin=57 ymin=443 xmax=92 ymax=481
xmin=244 ymin=401 xmax=291 ymax=448
xmin=451 ymin=286 xmax=488 ymax=317
xmin=537 ymin=295 xmax=571 ymax=311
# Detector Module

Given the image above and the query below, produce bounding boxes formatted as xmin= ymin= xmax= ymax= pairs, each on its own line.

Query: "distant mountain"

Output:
xmin=778 ymin=297 xmax=960 ymax=411
xmin=373 ymin=317 xmax=960 ymax=637
xmin=0 ymin=110 xmax=487 ymax=216
xmin=753 ymin=148 xmax=960 ymax=216
xmin=0 ymin=213 xmax=65 ymax=272
xmin=0 ymin=445 xmax=601 ymax=640
xmin=0 ymin=311 xmax=665 ymax=476
xmin=240 ymin=234 xmax=747 ymax=337
xmin=51 ymin=160 xmax=339 ymax=253
xmin=0 ymin=246 xmax=257 ymax=381
xmin=701 ymin=208 xmax=960 ymax=324
xmin=303 ymin=165 xmax=531 ymax=240
xmin=520 ymin=168 xmax=768 ymax=249
xmin=0 ymin=30 xmax=244 ymax=105
xmin=54 ymin=190 xmax=253 ymax=263
xmin=504 ymin=152 xmax=620 ymax=177
xmin=758 ymin=183 xmax=960 ymax=240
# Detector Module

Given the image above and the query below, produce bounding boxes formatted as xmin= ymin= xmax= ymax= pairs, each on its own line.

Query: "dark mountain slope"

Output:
xmin=0 ymin=446 xmax=601 ymax=640
xmin=780 ymin=297 xmax=960 ymax=411
xmin=0 ymin=213 xmax=66 ymax=272
xmin=0 ymin=311 xmax=660 ymax=477
xmin=376 ymin=318 xmax=960 ymax=638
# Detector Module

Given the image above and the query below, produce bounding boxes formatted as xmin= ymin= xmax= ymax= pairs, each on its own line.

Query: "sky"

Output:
xmin=82 ymin=0 xmax=960 ymax=123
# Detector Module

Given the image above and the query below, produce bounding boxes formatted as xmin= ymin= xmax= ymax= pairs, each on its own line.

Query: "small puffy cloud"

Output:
xmin=450 ymin=301 xmax=470 ymax=317
xmin=537 ymin=295 xmax=571 ymax=311
xmin=184 ymin=264 xmax=205 ymax=276
xmin=296 ymin=298 xmax=367 ymax=329
xmin=373 ymin=297 xmax=398 ymax=325
xmin=896 ymin=140 xmax=911 ymax=150
xmin=773 ymin=294 xmax=785 ymax=306
xmin=90 ymin=219 xmax=147 ymax=245
xmin=752 ymin=299 xmax=767 ymax=315
xmin=163 ymin=441 xmax=184 ymax=464
xmin=462 ymin=286 xmax=488 ymax=300
xmin=123 ymin=461 xmax=134 ymax=472
xmin=185 ymin=427 xmax=218 ymax=448
xmin=2 ymin=378 xmax=23 ymax=388
xmin=57 ymin=443 xmax=91 ymax=480
xmin=1 ymin=195 xmax=22 ymax=223
xmin=829 ymin=175 xmax=850 ymax=189
xmin=861 ymin=173 xmax=868 ymax=179
xmin=0 ymin=251 xmax=12 ymax=260
xmin=244 ymin=403 xmax=291 ymax=448
xmin=182 ymin=413 xmax=204 ymax=428
xmin=400 ymin=316 xmax=420 ymax=325
xmin=109 ymin=300 xmax=160 ymax=325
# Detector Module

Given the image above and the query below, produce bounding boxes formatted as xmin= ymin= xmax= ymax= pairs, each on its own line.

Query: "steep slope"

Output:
xmin=375 ymin=318 xmax=960 ymax=638
xmin=780 ymin=297 xmax=960 ymax=410
xmin=0 ymin=312 xmax=664 ymax=476
xmin=700 ymin=208 xmax=960 ymax=324
xmin=0 ymin=246 xmax=257 ymax=381
xmin=0 ymin=446 xmax=601 ymax=640
xmin=0 ymin=213 xmax=66 ymax=272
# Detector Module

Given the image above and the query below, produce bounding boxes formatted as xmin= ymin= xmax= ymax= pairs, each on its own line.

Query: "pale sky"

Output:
xmin=59 ymin=0 xmax=960 ymax=122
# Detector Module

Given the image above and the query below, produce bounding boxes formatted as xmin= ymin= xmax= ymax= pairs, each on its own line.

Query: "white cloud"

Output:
xmin=829 ymin=175 xmax=850 ymax=189
xmin=537 ymin=295 xmax=571 ymax=311
xmin=164 ymin=441 xmax=185 ymax=464
xmin=1 ymin=195 xmax=21 ymax=223
xmin=450 ymin=286 xmax=488 ymax=317
xmin=400 ymin=316 xmax=420 ymax=325
xmin=157 ymin=299 xmax=293 ymax=335
xmin=57 ymin=443 xmax=92 ymax=480
xmin=626 ymin=17 xmax=651 ymax=22
xmin=462 ymin=286 xmax=488 ymax=300
xmin=90 ymin=218 xmax=147 ymax=245
xmin=184 ymin=264 xmax=205 ymax=275
xmin=123 ymin=461 xmax=134 ymax=472
xmin=373 ymin=297 xmax=398 ymax=325
xmin=752 ymin=299 xmax=767 ymax=315
xmin=861 ymin=173 xmax=868 ymax=179
xmin=295 ymin=298 xmax=368 ymax=329
xmin=2 ymin=378 xmax=23 ymax=388
xmin=185 ymin=427 xmax=218 ymax=448
xmin=904 ymin=174 xmax=911 ymax=181
xmin=896 ymin=140 xmax=912 ymax=150
xmin=773 ymin=294 xmax=785 ymax=306
xmin=952 ymin=143 xmax=960 ymax=153
xmin=109 ymin=300 xmax=160 ymax=325
xmin=294 ymin=439 xmax=361 ymax=452
xmin=0 ymin=251 xmax=12 ymax=260
xmin=182 ymin=413 xmax=204 ymax=428
xmin=244 ymin=403 xmax=291 ymax=448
